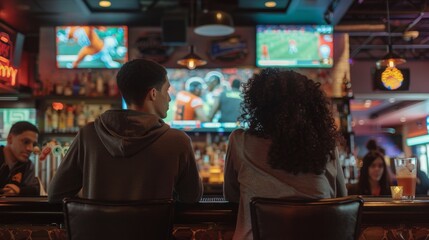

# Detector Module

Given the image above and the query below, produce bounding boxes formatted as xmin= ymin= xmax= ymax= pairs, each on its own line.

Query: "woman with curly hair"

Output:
xmin=223 ymin=68 xmax=347 ymax=240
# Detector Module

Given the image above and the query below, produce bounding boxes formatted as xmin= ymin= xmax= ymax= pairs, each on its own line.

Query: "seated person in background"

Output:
xmin=48 ymin=59 xmax=203 ymax=203
xmin=0 ymin=121 xmax=40 ymax=196
xmin=415 ymin=156 xmax=429 ymax=195
xmin=223 ymin=69 xmax=347 ymax=240
xmin=348 ymin=151 xmax=391 ymax=196
xmin=365 ymin=139 xmax=396 ymax=185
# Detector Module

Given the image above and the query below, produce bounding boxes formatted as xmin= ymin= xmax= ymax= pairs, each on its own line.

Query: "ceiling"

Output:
xmin=1 ymin=0 xmax=428 ymax=59
xmin=0 ymin=0 xmax=429 ymax=60
xmin=340 ymin=0 xmax=429 ymax=61
xmin=2 ymin=0 xmax=351 ymax=34
xmin=1 ymin=0 xmax=429 ymax=130
xmin=350 ymin=97 xmax=429 ymax=131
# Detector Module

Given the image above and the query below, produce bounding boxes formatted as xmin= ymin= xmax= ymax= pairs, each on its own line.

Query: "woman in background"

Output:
xmin=350 ymin=151 xmax=391 ymax=196
xmin=223 ymin=68 xmax=347 ymax=240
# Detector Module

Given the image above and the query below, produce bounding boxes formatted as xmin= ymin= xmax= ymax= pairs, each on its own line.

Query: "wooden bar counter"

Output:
xmin=0 ymin=196 xmax=428 ymax=239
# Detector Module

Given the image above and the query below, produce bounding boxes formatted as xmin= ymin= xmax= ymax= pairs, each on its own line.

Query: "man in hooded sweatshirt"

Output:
xmin=48 ymin=59 xmax=203 ymax=203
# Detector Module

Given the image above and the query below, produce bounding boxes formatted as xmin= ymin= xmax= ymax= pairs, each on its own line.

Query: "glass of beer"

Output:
xmin=394 ymin=157 xmax=417 ymax=200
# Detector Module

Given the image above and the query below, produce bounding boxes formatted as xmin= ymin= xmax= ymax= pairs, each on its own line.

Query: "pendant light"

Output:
xmin=376 ymin=0 xmax=406 ymax=91
xmin=177 ymin=45 xmax=207 ymax=69
xmin=194 ymin=10 xmax=235 ymax=37
xmin=376 ymin=0 xmax=406 ymax=68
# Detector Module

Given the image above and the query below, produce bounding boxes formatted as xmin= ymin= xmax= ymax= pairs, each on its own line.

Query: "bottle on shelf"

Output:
xmin=58 ymin=109 xmax=67 ymax=132
xmin=44 ymin=107 xmax=53 ymax=133
xmin=72 ymin=73 xmax=81 ymax=96
xmin=51 ymin=109 xmax=59 ymax=132
xmin=66 ymin=106 xmax=75 ymax=132
xmin=63 ymin=79 xmax=73 ymax=96
xmin=108 ymin=70 xmax=119 ymax=97
xmin=54 ymin=77 xmax=64 ymax=96
xmin=76 ymin=103 xmax=87 ymax=128
xmin=96 ymin=72 xmax=104 ymax=96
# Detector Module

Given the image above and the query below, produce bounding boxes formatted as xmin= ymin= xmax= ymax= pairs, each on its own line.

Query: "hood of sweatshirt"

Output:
xmin=94 ymin=110 xmax=170 ymax=158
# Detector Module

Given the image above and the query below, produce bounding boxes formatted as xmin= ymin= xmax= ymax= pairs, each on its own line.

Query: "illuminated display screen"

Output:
xmin=256 ymin=25 xmax=334 ymax=68
xmin=122 ymin=68 xmax=255 ymax=132
xmin=56 ymin=26 xmax=128 ymax=69
xmin=0 ymin=108 xmax=36 ymax=140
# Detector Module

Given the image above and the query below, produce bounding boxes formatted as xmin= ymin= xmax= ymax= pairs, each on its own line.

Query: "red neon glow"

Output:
xmin=0 ymin=36 xmax=8 ymax=43
xmin=0 ymin=63 xmax=18 ymax=85
xmin=52 ymin=102 xmax=64 ymax=111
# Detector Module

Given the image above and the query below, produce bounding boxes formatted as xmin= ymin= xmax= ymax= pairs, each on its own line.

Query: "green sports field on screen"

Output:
xmin=256 ymin=25 xmax=333 ymax=68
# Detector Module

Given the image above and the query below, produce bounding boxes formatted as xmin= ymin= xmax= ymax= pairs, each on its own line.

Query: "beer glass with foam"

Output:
xmin=394 ymin=157 xmax=417 ymax=200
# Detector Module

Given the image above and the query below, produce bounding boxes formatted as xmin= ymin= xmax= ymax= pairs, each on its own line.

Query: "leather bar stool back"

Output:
xmin=63 ymin=198 xmax=174 ymax=240
xmin=250 ymin=196 xmax=363 ymax=240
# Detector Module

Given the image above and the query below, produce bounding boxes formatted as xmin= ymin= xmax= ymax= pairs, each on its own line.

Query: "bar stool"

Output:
xmin=250 ymin=196 xmax=363 ymax=240
xmin=63 ymin=198 xmax=174 ymax=240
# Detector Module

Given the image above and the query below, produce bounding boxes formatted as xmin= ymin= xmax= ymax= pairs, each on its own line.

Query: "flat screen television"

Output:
xmin=256 ymin=25 xmax=334 ymax=68
xmin=56 ymin=26 xmax=128 ymax=69
xmin=122 ymin=68 xmax=255 ymax=132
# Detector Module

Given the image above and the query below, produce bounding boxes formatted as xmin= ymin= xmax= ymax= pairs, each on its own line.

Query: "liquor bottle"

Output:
xmin=44 ymin=107 xmax=53 ymax=133
xmin=108 ymin=70 xmax=119 ymax=96
xmin=86 ymin=108 xmax=96 ymax=123
xmin=77 ymin=107 xmax=86 ymax=128
xmin=51 ymin=110 xmax=59 ymax=132
xmin=58 ymin=109 xmax=67 ymax=132
xmin=79 ymin=72 xmax=87 ymax=96
xmin=63 ymin=80 xmax=73 ymax=96
xmin=108 ymin=77 xmax=118 ymax=96
xmin=66 ymin=106 xmax=75 ymax=132
xmin=54 ymin=77 xmax=64 ymax=96
xmin=73 ymin=73 xmax=80 ymax=96
xmin=96 ymin=72 xmax=104 ymax=96
xmin=88 ymin=72 xmax=97 ymax=97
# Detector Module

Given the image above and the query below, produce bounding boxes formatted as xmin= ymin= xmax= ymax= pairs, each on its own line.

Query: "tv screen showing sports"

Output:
xmin=122 ymin=68 xmax=255 ymax=132
xmin=256 ymin=25 xmax=334 ymax=68
xmin=56 ymin=26 xmax=128 ymax=69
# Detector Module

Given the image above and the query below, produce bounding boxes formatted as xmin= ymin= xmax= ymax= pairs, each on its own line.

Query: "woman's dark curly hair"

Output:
xmin=239 ymin=68 xmax=340 ymax=175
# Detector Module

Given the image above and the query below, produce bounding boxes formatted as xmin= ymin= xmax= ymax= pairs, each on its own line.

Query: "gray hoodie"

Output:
xmin=48 ymin=110 xmax=203 ymax=203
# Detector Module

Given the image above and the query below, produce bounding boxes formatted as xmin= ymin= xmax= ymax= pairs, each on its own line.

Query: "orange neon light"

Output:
xmin=0 ymin=36 xmax=8 ymax=43
xmin=0 ymin=63 xmax=18 ymax=86
xmin=0 ymin=56 xmax=10 ymax=64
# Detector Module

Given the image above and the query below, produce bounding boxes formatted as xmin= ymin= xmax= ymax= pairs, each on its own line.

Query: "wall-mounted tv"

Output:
xmin=256 ymin=25 xmax=334 ymax=68
xmin=122 ymin=68 xmax=255 ymax=132
xmin=56 ymin=26 xmax=128 ymax=69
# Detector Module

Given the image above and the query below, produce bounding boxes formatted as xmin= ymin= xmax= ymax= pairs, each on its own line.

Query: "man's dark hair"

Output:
xmin=9 ymin=121 xmax=39 ymax=136
xmin=231 ymin=79 xmax=241 ymax=89
xmin=240 ymin=68 xmax=340 ymax=175
xmin=117 ymin=58 xmax=167 ymax=107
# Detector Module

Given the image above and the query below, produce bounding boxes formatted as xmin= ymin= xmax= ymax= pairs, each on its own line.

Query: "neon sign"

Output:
xmin=0 ymin=31 xmax=18 ymax=86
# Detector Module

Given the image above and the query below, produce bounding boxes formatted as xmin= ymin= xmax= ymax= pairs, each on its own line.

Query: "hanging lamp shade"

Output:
xmin=376 ymin=0 xmax=406 ymax=69
xmin=194 ymin=11 xmax=234 ymax=37
xmin=376 ymin=51 xmax=406 ymax=68
xmin=177 ymin=45 xmax=207 ymax=69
